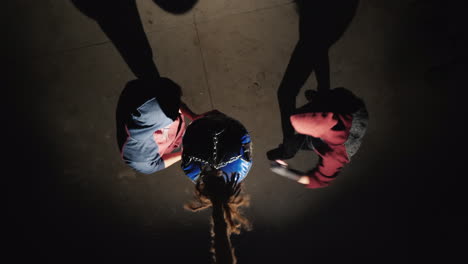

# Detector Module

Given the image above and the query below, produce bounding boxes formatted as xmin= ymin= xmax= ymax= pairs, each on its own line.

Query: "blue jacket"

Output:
xmin=181 ymin=114 xmax=252 ymax=183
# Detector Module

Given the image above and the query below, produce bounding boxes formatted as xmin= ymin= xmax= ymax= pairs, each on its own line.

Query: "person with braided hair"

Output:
xmin=182 ymin=112 xmax=253 ymax=263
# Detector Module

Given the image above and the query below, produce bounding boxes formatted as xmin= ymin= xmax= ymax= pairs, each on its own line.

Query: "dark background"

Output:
xmin=4 ymin=0 xmax=466 ymax=263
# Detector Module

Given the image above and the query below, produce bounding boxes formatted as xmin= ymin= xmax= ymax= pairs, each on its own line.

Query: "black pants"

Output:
xmin=277 ymin=40 xmax=330 ymax=141
xmin=276 ymin=0 xmax=359 ymax=143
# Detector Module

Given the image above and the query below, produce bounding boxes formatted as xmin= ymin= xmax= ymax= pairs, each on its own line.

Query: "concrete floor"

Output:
xmin=4 ymin=0 xmax=466 ymax=263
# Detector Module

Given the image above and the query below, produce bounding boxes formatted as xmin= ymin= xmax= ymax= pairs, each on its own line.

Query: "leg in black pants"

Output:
xmin=269 ymin=39 xmax=331 ymax=160
xmin=267 ymin=0 xmax=359 ymax=161
xmin=277 ymin=40 xmax=330 ymax=143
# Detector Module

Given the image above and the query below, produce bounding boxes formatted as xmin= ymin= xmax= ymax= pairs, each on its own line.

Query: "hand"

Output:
xmin=297 ymin=176 xmax=310 ymax=185
xmin=275 ymin=159 xmax=288 ymax=167
xmin=180 ymin=101 xmax=197 ymax=120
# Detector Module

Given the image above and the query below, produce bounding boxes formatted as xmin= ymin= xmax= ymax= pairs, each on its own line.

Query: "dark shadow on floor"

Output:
xmin=70 ymin=0 xmax=198 ymax=80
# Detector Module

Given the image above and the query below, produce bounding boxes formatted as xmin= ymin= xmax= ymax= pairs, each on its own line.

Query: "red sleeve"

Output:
xmin=290 ymin=113 xmax=353 ymax=145
xmin=305 ymin=144 xmax=350 ymax=189
xmin=290 ymin=112 xmax=337 ymax=138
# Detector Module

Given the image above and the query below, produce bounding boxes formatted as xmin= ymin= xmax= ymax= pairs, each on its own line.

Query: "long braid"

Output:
xmin=211 ymin=198 xmax=235 ymax=264
xmin=182 ymin=113 xmax=252 ymax=263
xmin=184 ymin=171 xmax=251 ymax=264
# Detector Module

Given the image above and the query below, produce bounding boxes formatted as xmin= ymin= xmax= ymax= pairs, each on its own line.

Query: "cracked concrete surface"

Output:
xmin=5 ymin=0 xmax=466 ymax=263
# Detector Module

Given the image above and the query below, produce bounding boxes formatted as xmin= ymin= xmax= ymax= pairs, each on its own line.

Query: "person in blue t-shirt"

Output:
xmin=116 ymin=77 xmax=202 ymax=174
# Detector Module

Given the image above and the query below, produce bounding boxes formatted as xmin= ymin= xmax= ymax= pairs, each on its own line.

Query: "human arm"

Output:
xmin=270 ymin=155 xmax=345 ymax=189
xmin=269 ymin=160 xmax=302 ymax=181
xmin=300 ymin=146 xmax=350 ymax=188
xmin=121 ymin=137 xmax=166 ymax=174
xmin=180 ymin=101 xmax=198 ymax=120
xmin=211 ymin=200 xmax=235 ymax=264
xmin=180 ymin=101 xmax=223 ymax=121
xmin=302 ymin=144 xmax=351 ymax=188
xmin=270 ymin=162 xmax=332 ymax=188
xmin=161 ymin=151 xmax=182 ymax=168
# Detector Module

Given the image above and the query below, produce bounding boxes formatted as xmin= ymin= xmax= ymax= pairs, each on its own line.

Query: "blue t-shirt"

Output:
xmin=121 ymin=97 xmax=173 ymax=174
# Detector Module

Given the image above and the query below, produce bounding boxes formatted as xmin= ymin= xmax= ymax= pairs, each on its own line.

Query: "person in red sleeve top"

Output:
xmin=269 ymin=87 xmax=368 ymax=188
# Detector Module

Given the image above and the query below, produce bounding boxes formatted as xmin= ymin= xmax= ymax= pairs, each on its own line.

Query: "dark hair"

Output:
xmin=185 ymin=170 xmax=251 ymax=264
xmin=153 ymin=77 xmax=182 ymax=120
xmin=182 ymin=114 xmax=248 ymax=166
xmin=118 ymin=78 xmax=181 ymax=115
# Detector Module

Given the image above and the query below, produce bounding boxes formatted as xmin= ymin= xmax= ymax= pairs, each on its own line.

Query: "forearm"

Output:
xmin=301 ymin=171 xmax=333 ymax=189
xmin=303 ymin=154 xmax=346 ymax=188
xmin=180 ymin=101 xmax=198 ymax=120
xmin=270 ymin=161 xmax=333 ymax=188
xmin=298 ymin=171 xmax=334 ymax=189
xmin=161 ymin=152 xmax=182 ymax=168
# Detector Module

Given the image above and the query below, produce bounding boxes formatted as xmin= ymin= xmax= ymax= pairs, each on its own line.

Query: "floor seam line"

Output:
xmin=193 ymin=12 xmax=215 ymax=109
